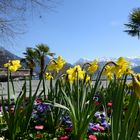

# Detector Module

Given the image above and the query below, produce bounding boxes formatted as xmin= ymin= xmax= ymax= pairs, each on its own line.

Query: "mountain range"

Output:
xmin=0 ymin=47 xmax=72 ymax=75
xmin=74 ymin=57 xmax=140 ymax=67
xmin=0 ymin=47 xmax=140 ymax=73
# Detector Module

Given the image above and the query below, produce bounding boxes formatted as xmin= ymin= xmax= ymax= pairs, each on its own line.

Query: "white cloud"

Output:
xmin=110 ymin=21 xmax=120 ymax=26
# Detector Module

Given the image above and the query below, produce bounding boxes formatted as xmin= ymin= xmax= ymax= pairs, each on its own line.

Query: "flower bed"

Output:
xmin=0 ymin=57 xmax=140 ymax=140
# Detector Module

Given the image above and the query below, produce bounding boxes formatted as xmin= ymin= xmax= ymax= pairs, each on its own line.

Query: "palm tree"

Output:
xmin=22 ymin=47 xmax=36 ymax=79
xmin=124 ymin=8 xmax=140 ymax=38
xmin=35 ymin=44 xmax=55 ymax=79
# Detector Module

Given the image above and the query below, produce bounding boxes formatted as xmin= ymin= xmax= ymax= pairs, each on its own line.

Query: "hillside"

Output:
xmin=133 ymin=66 xmax=140 ymax=73
xmin=0 ymin=47 xmax=20 ymax=67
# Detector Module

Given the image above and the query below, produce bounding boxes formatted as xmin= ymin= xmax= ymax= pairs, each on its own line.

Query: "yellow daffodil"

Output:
xmin=114 ymin=57 xmax=131 ymax=78
xmin=133 ymin=75 xmax=140 ymax=99
xmin=48 ymin=56 xmax=66 ymax=72
xmin=116 ymin=57 xmax=130 ymax=67
xmin=87 ymin=60 xmax=98 ymax=74
xmin=102 ymin=65 xmax=114 ymax=80
xmin=4 ymin=60 xmax=21 ymax=72
xmin=114 ymin=66 xmax=125 ymax=78
xmin=85 ymin=74 xmax=90 ymax=83
xmin=45 ymin=72 xmax=53 ymax=80
xmin=66 ymin=68 xmax=75 ymax=82
xmin=4 ymin=62 xmax=10 ymax=68
xmin=66 ymin=65 xmax=85 ymax=83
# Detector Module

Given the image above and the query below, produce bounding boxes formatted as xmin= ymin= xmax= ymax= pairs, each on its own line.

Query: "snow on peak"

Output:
xmin=74 ymin=56 xmax=140 ymax=67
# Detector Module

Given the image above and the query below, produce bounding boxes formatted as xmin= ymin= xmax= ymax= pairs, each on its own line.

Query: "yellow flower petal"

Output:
xmin=66 ymin=65 xmax=86 ymax=83
xmin=102 ymin=65 xmax=114 ymax=80
xmin=48 ymin=56 xmax=65 ymax=72
xmin=4 ymin=60 xmax=21 ymax=72
xmin=87 ymin=60 xmax=98 ymax=74
xmin=45 ymin=72 xmax=53 ymax=80
xmin=133 ymin=76 xmax=140 ymax=99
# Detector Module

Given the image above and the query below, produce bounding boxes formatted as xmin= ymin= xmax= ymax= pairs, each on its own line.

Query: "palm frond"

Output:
xmin=124 ymin=7 xmax=140 ymax=39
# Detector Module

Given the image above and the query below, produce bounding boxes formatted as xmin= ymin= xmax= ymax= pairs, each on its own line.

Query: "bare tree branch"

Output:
xmin=0 ymin=0 xmax=59 ymax=45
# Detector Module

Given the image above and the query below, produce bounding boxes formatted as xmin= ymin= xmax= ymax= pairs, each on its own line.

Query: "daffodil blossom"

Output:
xmin=45 ymin=72 xmax=53 ymax=80
xmin=48 ymin=56 xmax=66 ymax=72
xmin=102 ymin=65 xmax=114 ymax=80
xmin=66 ymin=65 xmax=85 ymax=83
xmin=133 ymin=75 xmax=140 ymax=99
xmin=4 ymin=60 xmax=21 ymax=72
xmin=85 ymin=74 xmax=90 ymax=83
xmin=114 ymin=57 xmax=131 ymax=78
xmin=87 ymin=60 xmax=98 ymax=74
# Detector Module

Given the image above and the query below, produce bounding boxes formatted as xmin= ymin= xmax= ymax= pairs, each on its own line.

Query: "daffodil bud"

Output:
xmin=45 ymin=72 xmax=53 ymax=80
xmin=133 ymin=75 xmax=140 ymax=99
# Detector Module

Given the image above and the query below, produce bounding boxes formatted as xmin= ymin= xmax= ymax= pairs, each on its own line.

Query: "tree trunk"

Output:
xmin=40 ymin=55 xmax=44 ymax=79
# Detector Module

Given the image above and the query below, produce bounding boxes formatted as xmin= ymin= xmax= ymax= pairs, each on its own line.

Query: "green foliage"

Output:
xmin=22 ymin=47 xmax=37 ymax=77
xmin=60 ymin=77 xmax=100 ymax=139
xmin=1 ymin=58 xmax=140 ymax=140
xmin=102 ymin=75 xmax=140 ymax=140
xmin=1 ymin=72 xmax=43 ymax=140
xmin=43 ymin=79 xmax=69 ymax=134
xmin=35 ymin=44 xmax=55 ymax=79
xmin=124 ymin=8 xmax=140 ymax=38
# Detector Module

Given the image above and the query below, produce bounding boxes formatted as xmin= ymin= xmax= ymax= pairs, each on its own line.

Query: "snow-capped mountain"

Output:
xmin=125 ymin=57 xmax=140 ymax=67
xmin=74 ymin=57 xmax=140 ymax=67
xmin=74 ymin=58 xmax=91 ymax=65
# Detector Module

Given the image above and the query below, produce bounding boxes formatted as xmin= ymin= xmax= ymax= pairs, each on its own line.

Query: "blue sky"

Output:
xmin=8 ymin=0 xmax=140 ymax=64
